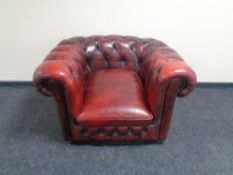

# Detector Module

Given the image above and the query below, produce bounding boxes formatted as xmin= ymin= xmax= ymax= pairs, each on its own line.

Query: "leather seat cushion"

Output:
xmin=77 ymin=68 xmax=153 ymax=127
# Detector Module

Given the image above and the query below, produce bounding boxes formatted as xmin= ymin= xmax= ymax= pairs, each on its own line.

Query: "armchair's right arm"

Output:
xmin=141 ymin=46 xmax=196 ymax=141
xmin=142 ymin=46 xmax=197 ymax=116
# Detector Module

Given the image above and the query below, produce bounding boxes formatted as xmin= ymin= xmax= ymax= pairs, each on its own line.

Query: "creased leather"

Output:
xmin=78 ymin=69 xmax=153 ymax=127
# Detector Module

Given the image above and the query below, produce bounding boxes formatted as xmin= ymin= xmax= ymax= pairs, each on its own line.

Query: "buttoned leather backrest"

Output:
xmin=57 ymin=35 xmax=166 ymax=73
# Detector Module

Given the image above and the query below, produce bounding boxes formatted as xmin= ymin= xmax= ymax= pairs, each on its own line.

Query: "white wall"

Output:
xmin=0 ymin=0 xmax=233 ymax=82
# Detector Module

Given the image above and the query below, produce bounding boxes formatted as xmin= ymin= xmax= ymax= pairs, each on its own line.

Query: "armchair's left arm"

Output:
xmin=34 ymin=60 xmax=80 ymax=95
xmin=33 ymin=44 xmax=86 ymax=118
xmin=33 ymin=44 xmax=87 ymax=140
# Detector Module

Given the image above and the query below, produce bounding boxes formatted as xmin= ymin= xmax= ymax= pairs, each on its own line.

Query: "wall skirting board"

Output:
xmin=0 ymin=82 xmax=233 ymax=88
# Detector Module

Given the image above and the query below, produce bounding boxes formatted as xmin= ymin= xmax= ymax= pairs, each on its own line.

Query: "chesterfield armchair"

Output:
xmin=33 ymin=35 xmax=196 ymax=142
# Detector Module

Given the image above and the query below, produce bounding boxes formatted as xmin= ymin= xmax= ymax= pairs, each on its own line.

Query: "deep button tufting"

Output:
xmin=74 ymin=37 xmax=158 ymax=71
xmin=71 ymin=124 xmax=158 ymax=141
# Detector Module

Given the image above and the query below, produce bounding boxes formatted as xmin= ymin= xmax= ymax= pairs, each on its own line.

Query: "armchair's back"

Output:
xmin=57 ymin=35 xmax=166 ymax=73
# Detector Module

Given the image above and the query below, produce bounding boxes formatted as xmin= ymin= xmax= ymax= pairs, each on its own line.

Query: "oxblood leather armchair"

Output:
xmin=33 ymin=35 xmax=196 ymax=142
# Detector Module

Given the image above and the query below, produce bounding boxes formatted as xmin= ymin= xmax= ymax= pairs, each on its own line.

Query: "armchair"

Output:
xmin=33 ymin=35 xmax=196 ymax=142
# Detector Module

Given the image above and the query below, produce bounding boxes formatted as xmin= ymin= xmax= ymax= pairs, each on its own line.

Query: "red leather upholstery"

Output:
xmin=78 ymin=69 xmax=153 ymax=127
xmin=33 ymin=35 xmax=196 ymax=142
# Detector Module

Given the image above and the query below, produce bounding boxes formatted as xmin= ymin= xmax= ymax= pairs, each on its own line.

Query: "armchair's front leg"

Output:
xmin=143 ymin=47 xmax=197 ymax=141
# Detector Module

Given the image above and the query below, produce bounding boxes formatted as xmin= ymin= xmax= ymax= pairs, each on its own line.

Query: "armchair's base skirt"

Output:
xmin=70 ymin=123 xmax=159 ymax=142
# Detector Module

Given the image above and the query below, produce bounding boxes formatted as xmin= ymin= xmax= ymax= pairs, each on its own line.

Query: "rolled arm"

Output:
xmin=142 ymin=46 xmax=197 ymax=117
xmin=144 ymin=46 xmax=196 ymax=141
xmin=157 ymin=60 xmax=196 ymax=97
xmin=144 ymin=46 xmax=196 ymax=97
xmin=33 ymin=61 xmax=76 ymax=95
xmin=33 ymin=44 xmax=87 ymax=118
